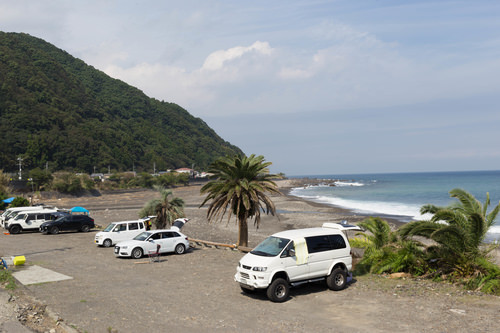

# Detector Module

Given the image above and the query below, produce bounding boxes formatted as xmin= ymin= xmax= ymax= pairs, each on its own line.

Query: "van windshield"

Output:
xmin=250 ymin=236 xmax=290 ymax=257
xmin=103 ymin=223 xmax=116 ymax=232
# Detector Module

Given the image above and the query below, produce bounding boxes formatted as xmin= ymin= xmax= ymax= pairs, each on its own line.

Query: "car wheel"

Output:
xmin=131 ymin=247 xmax=143 ymax=259
xmin=327 ymin=267 xmax=347 ymax=291
xmin=175 ymin=243 xmax=186 ymax=254
xmin=103 ymin=239 xmax=113 ymax=248
xmin=266 ymin=278 xmax=290 ymax=302
xmin=50 ymin=226 xmax=60 ymax=235
xmin=81 ymin=224 xmax=90 ymax=232
xmin=9 ymin=225 xmax=21 ymax=234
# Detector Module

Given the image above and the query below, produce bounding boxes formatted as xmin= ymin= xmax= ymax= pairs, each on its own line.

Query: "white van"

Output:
xmin=95 ymin=218 xmax=150 ymax=247
xmin=1 ymin=206 xmax=53 ymax=228
xmin=234 ymin=222 xmax=360 ymax=302
xmin=5 ymin=209 xmax=67 ymax=234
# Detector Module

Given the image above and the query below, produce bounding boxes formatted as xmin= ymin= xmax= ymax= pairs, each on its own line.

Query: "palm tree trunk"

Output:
xmin=238 ymin=217 xmax=248 ymax=247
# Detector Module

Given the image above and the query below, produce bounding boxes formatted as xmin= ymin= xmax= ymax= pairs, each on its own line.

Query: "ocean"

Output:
xmin=289 ymin=170 xmax=500 ymax=242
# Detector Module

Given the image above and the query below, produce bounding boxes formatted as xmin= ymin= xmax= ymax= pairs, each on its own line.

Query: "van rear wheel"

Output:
xmin=266 ymin=278 xmax=289 ymax=302
xmin=327 ymin=267 xmax=347 ymax=291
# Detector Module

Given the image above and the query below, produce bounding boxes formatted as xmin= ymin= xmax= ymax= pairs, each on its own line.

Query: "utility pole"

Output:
xmin=17 ymin=157 xmax=23 ymax=180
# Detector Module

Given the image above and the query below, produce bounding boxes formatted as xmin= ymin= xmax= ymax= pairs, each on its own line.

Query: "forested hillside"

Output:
xmin=0 ymin=32 xmax=242 ymax=174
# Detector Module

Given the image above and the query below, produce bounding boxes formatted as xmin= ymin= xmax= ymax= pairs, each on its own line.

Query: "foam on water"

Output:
xmin=289 ymin=170 xmax=500 ymax=242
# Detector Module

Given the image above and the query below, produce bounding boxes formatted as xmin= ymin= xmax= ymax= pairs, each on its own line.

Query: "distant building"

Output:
xmin=174 ymin=168 xmax=193 ymax=174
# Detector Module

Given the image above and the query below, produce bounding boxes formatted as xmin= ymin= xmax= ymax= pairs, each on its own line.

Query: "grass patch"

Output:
xmin=0 ymin=269 xmax=17 ymax=290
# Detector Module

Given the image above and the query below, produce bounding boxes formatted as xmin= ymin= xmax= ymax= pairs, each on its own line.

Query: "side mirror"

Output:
xmin=289 ymin=248 xmax=296 ymax=257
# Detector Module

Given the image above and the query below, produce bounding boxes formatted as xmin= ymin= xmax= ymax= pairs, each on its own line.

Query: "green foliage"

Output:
xmin=0 ymin=170 xmax=9 ymax=194
xmin=139 ymin=186 xmax=184 ymax=229
xmin=353 ymin=217 xmax=427 ymax=276
xmin=400 ymin=188 xmax=499 ymax=266
xmin=28 ymin=167 xmax=53 ymax=190
xmin=10 ymin=197 xmax=30 ymax=207
xmin=50 ymin=172 xmax=94 ymax=193
xmin=353 ymin=189 xmax=500 ymax=295
xmin=0 ymin=270 xmax=17 ymax=290
xmin=200 ymin=154 xmax=281 ymax=247
xmin=0 ymin=192 xmax=7 ymax=210
xmin=0 ymin=32 xmax=242 ymax=174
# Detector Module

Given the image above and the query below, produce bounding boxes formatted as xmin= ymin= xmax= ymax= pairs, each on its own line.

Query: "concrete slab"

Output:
xmin=12 ymin=265 xmax=73 ymax=285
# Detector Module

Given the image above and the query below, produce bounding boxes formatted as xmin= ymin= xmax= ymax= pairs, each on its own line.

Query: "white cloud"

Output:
xmin=201 ymin=41 xmax=273 ymax=71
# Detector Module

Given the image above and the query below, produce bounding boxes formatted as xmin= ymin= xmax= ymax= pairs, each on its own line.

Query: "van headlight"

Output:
xmin=252 ymin=266 xmax=267 ymax=272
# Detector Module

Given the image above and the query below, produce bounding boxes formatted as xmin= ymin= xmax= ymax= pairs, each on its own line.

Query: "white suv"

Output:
xmin=234 ymin=222 xmax=360 ymax=302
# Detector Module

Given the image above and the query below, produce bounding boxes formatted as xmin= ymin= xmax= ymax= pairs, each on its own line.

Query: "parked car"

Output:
xmin=114 ymin=229 xmax=190 ymax=259
xmin=6 ymin=210 xmax=69 ymax=234
xmin=40 ymin=215 xmax=95 ymax=234
xmin=95 ymin=218 xmax=150 ymax=247
xmin=1 ymin=206 xmax=56 ymax=228
xmin=234 ymin=222 xmax=361 ymax=302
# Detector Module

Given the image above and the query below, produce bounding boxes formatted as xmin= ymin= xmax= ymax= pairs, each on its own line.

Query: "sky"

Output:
xmin=1 ymin=0 xmax=500 ymax=176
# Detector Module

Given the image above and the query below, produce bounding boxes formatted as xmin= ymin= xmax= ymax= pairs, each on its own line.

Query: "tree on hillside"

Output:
xmin=139 ymin=185 xmax=185 ymax=229
xmin=199 ymin=154 xmax=281 ymax=247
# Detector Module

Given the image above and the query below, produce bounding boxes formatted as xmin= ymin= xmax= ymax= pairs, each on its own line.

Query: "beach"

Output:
xmin=1 ymin=180 xmax=499 ymax=332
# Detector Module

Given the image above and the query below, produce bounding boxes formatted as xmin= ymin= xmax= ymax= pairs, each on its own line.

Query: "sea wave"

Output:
xmin=290 ymin=191 xmax=426 ymax=221
xmin=334 ymin=180 xmax=365 ymax=187
xmin=289 ymin=188 xmax=500 ymax=242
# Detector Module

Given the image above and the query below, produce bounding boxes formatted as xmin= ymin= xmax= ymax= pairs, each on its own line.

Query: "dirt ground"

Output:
xmin=1 ymin=181 xmax=499 ymax=332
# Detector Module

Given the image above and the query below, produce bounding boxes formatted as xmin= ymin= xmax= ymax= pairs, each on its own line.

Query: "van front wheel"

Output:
xmin=327 ymin=267 xmax=347 ymax=291
xmin=266 ymin=278 xmax=289 ymax=302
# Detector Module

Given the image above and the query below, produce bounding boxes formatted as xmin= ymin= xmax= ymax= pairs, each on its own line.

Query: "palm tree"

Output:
xmin=200 ymin=154 xmax=281 ymax=247
xmin=351 ymin=217 xmax=426 ymax=275
xmin=399 ymin=188 xmax=500 ymax=264
xmin=139 ymin=185 xmax=185 ymax=229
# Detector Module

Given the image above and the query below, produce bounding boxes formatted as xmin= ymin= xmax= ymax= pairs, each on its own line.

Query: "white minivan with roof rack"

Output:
xmin=1 ymin=206 xmax=54 ymax=228
xmin=234 ymin=222 xmax=361 ymax=302
xmin=5 ymin=209 xmax=68 ymax=234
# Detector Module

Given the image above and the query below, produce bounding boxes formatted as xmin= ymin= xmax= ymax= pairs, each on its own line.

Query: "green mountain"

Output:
xmin=0 ymin=32 xmax=242 ymax=174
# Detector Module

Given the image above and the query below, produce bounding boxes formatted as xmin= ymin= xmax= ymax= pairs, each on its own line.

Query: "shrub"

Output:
xmin=10 ymin=197 xmax=30 ymax=207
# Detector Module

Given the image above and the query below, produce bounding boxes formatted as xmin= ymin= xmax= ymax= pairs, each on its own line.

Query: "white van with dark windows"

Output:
xmin=234 ymin=222 xmax=360 ymax=302
xmin=94 ymin=219 xmax=150 ymax=247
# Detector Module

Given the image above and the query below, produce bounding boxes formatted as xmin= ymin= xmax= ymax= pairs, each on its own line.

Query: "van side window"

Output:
xmin=129 ymin=223 xmax=138 ymax=230
xmin=26 ymin=215 xmax=35 ymax=222
xmin=139 ymin=222 xmax=144 ymax=229
xmin=306 ymin=235 xmax=332 ymax=253
xmin=329 ymin=234 xmax=346 ymax=249
xmin=118 ymin=224 xmax=127 ymax=231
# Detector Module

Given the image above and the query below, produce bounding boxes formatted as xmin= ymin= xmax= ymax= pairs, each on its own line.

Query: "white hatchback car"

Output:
xmin=114 ymin=229 xmax=190 ymax=259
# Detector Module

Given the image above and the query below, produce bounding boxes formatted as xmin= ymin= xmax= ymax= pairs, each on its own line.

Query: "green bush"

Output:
xmin=10 ymin=197 xmax=30 ymax=207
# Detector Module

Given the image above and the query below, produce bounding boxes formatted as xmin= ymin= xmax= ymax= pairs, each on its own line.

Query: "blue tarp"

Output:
xmin=71 ymin=206 xmax=89 ymax=214
xmin=2 ymin=197 xmax=14 ymax=204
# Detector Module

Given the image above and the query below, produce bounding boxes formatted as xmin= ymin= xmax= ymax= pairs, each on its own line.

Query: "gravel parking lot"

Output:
xmin=1 ymin=185 xmax=499 ymax=332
